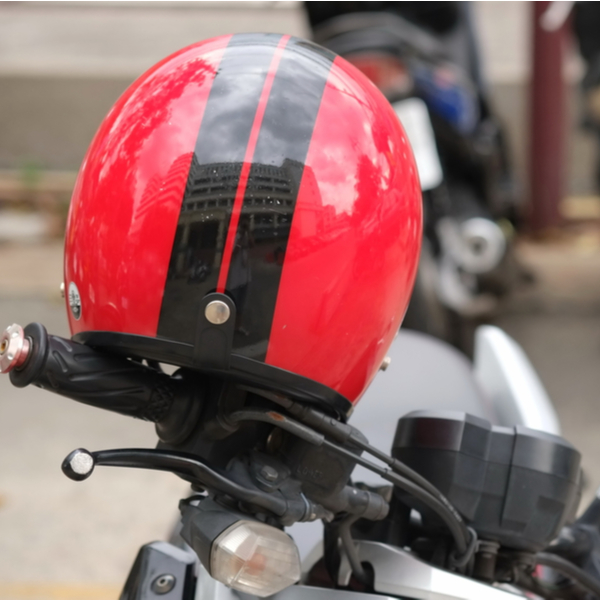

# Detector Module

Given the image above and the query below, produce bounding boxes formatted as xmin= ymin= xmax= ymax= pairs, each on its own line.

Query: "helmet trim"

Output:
xmin=72 ymin=330 xmax=353 ymax=420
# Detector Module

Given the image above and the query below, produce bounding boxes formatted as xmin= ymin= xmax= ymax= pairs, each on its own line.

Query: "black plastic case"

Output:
xmin=392 ymin=410 xmax=582 ymax=551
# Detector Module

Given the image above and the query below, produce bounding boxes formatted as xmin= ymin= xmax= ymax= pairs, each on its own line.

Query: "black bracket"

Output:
xmin=193 ymin=293 xmax=236 ymax=371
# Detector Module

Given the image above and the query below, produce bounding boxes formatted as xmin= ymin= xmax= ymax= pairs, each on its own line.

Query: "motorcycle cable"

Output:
xmin=512 ymin=570 xmax=563 ymax=600
xmin=230 ymin=394 xmax=475 ymax=545
xmin=534 ymin=552 xmax=600 ymax=599
xmin=321 ymin=435 xmax=477 ymax=567
xmin=244 ymin=385 xmax=471 ymax=529
xmin=225 ymin=408 xmax=474 ymax=561
xmin=338 ymin=514 xmax=369 ymax=585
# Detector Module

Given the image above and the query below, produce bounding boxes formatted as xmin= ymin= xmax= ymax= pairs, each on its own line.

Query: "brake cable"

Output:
xmin=241 ymin=385 xmax=473 ymax=525
xmin=535 ymin=553 xmax=600 ymax=599
xmin=226 ymin=407 xmax=473 ymax=559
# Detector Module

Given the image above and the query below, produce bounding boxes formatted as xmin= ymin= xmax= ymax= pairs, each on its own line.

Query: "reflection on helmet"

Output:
xmin=65 ymin=33 xmax=422 ymax=416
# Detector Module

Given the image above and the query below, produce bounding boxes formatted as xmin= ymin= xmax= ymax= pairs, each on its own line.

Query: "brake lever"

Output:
xmin=61 ymin=447 xmax=331 ymax=525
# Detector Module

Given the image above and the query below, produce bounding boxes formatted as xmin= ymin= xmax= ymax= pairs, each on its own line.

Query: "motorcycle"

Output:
xmin=309 ymin=8 xmax=521 ymax=354
xmin=2 ymin=319 xmax=600 ymax=600
xmin=2 ymin=25 xmax=596 ymax=600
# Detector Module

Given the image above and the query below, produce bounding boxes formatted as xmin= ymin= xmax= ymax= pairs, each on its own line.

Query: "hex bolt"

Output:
xmin=380 ymin=356 xmax=392 ymax=371
xmin=151 ymin=574 xmax=176 ymax=595
xmin=260 ymin=465 xmax=278 ymax=482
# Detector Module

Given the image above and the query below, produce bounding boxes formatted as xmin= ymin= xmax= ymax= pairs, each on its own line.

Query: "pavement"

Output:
xmin=0 ymin=242 xmax=190 ymax=599
xmin=0 ymin=233 xmax=599 ymax=599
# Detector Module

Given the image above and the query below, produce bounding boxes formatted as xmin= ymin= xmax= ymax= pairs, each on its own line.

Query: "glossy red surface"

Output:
xmin=65 ymin=37 xmax=228 ymax=336
xmin=265 ymin=56 xmax=422 ymax=403
xmin=65 ymin=36 xmax=422 ymax=406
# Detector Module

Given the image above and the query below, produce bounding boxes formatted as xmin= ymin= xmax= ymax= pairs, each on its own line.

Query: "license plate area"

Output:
xmin=392 ymin=97 xmax=443 ymax=191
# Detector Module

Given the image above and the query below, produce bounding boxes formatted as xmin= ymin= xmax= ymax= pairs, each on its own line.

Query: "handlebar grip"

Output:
xmin=9 ymin=322 xmax=183 ymax=423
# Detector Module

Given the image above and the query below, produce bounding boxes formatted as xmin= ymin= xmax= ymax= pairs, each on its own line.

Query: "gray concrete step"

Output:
xmin=0 ymin=2 xmax=594 ymax=193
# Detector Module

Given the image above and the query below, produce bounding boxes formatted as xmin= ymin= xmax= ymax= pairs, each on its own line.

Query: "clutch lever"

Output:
xmin=61 ymin=447 xmax=331 ymax=525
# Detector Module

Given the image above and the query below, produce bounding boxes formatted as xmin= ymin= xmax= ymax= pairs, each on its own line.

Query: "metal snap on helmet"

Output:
xmin=64 ymin=33 xmax=422 ymax=418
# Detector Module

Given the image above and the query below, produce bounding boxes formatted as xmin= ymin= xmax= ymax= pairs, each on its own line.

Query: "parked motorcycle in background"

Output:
xmin=307 ymin=3 xmax=521 ymax=354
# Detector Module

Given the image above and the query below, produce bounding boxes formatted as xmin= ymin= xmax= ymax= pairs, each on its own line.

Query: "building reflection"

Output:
xmin=167 ymin=156 xmax=305 ymax=281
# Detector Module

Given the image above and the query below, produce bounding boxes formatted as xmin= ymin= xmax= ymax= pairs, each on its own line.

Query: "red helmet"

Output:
xmin=64 ymin=33 xmax=422 ymax=417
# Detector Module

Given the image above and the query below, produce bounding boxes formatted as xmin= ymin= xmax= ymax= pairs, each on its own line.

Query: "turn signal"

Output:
xmin=210 ymin=520 xmax=301 ymax=597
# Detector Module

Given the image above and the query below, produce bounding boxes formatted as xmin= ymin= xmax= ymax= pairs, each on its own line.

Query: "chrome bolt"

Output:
xmin=69 ymin=450 xmax=94 ymax=476
xmin=60 ymin=282 xmax=65 ymax=298
xmin=0 ymin=324 xmax=30 ymax=374
xmin=380 ymin=356 xmax=392 ymax=371
xmin=61 ymin=448 xmax=96 ymax=481
xmin=151 ymin=574 xmax=176 ymax=595
xmin=260 ymin=465 xmax=278 ymax=482
xmin=205 ymin=300 xmax=230 ymax=325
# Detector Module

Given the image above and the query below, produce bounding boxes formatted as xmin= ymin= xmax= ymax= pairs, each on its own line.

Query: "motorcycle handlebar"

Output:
xmin=2 ymin=322 xmax=188 ymax=424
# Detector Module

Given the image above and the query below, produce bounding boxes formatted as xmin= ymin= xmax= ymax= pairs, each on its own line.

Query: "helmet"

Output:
xmin=64 ymin=33 xmax=422 ymax=418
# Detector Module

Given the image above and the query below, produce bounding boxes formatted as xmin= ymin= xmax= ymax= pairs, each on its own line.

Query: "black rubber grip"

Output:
xmin=10 ymin=323 xmax=184 ymax=422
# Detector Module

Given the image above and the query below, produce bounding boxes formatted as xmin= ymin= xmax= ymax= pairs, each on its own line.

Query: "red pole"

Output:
xmin=529 ymin=1 xmax=566 ymax=231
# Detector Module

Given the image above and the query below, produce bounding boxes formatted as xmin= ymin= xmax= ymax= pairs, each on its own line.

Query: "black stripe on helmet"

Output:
xmin=226 ymin=37 xmax=334 ymax=361
xmin=157 ymin=33 xmax=283 ymax=343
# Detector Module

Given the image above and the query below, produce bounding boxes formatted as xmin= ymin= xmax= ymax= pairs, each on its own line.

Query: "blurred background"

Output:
xmin=1 ymin=2 xmax=600 ymax=599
